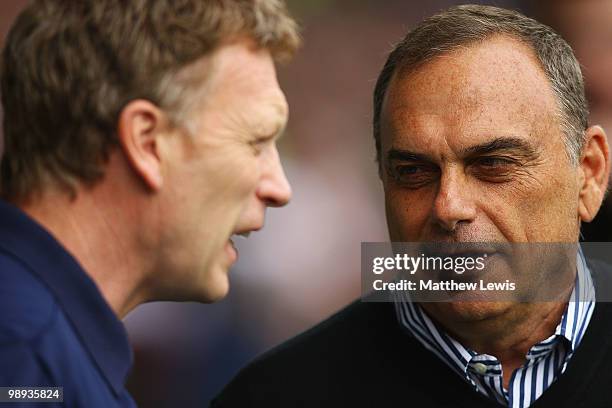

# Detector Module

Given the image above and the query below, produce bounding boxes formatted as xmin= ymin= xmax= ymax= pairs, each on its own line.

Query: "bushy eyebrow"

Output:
xmin=461 ymin=137 xmax=538 ymax=158
xmin=387 ymin=149 xmax=433 ymax=163
xmin=386 ymin=136 xmax=539 ymax=163
xmin=251 ymin=112 xmax=287 ymax=141
xmin=266 ymin=120 xmax=288 ymax=141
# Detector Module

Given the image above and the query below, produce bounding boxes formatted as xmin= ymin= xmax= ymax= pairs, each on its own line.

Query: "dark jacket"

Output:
xmin=212 ymin=260 xmax=612 ymax=407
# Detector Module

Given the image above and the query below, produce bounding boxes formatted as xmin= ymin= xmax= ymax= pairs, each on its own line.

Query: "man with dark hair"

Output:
xmin=0 ymin=0 xmax=299 ymax=406
xmin=213 ymin=5 xmax=612 ymax=407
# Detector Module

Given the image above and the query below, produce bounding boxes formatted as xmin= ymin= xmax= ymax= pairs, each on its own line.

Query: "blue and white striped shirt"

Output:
xmin=394 ymin=250 xmax=595 ymax=408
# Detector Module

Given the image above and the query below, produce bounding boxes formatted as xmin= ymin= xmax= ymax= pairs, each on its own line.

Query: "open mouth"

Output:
xmin=229 ymin=231 xmax=251 ymax=246
xmin=225 ymin=231 xmax=254 ymax=264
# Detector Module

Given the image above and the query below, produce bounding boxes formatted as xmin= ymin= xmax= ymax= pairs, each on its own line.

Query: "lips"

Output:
xmin=429 ymin=251 xmax=495 ymax=259
xmin=419 ymin=242 xmax=500 ymax=258
xmin=225 ymin=223 xmax=264 ymax=264
xmin=225 ymin=238 xmax=238 ymax=263
xmin=225 ymin=226 xmax=261 ymax=264
xmin=230 ymin=223 xmax=263 ymax=242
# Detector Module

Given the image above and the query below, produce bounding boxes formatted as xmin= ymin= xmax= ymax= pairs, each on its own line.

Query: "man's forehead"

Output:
xmin=380 ymin=35 xmax=560 ymax=151
xmin=201 ymin=40 xmax=289 ymax=122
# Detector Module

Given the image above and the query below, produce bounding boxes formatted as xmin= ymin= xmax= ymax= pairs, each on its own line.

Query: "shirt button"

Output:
xmin=473 ymin=363 xmax=488 ymax=375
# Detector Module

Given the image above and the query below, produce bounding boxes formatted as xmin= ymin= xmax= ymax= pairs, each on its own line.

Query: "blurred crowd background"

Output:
xmin=1 ymin=0 xmax=611 ymax=406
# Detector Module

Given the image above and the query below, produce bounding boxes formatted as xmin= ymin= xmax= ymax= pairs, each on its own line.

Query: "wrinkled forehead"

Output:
xmin=185 ymin=41 xmax=288 ymax=133
xmin=380 ymin=35 xmax=561 ymax=154
xmin=219 ymin=43 xmax=288 ymax=120
xmin=215 ymin=41 xmax=285 ymax=89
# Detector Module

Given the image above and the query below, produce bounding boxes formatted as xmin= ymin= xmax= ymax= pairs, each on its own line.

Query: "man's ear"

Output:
xmin=117 ymin=100 xmax=168 ymax=191
xmin=578 ymin=125 xmax=610 ymax=222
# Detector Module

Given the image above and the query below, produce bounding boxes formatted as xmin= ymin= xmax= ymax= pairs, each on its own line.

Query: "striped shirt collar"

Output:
xmin=394 ymin=247 xmax=595 ymax=407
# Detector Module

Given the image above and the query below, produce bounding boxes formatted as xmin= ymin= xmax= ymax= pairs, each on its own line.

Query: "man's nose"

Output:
xmin=257 ymin=146 xmax=292 ymax=207
xmin=432 ymin=168 xmax=476 ymax=232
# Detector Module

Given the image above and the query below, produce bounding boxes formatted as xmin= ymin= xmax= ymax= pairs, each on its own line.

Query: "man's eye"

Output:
xmin=470 ymin=156 xmax=518 ymax=181
xmin=388 ymin=164 xmax=437 ymax=188
xmin=250 ymin=138 xmax=272 ymax=155
xmin=474 ymin=157 xmax=515 ymax=167
xmin=397 ymin=166 xmax=422 ymax=175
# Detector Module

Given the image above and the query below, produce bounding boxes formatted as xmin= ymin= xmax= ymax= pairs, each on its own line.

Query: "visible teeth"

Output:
xmin=233 ymin=232 xmax=250 ymax=239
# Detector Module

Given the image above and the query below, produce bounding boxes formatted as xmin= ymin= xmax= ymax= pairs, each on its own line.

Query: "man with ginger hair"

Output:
xmin=213 ymin=5 xmax=612 ymax=407
xmin=0 ymin=0 xmax=298 ymax=406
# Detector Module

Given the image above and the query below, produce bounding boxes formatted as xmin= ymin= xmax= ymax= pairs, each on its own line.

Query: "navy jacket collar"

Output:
xmin=0 ymin=199 xmax=132 ymax=395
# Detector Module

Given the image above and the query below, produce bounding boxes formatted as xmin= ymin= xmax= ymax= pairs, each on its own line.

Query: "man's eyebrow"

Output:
xmin=272 ymin=119 xmax=288 ymax=140
xmin=386 ymin=149 xmax=433 ymax=162
xmin=386 ymin=137 xmax=538 ymax=163
xmin=461 ymin=137 xmax=538 ymax=157
xmin=252 ymin=116 xmax=287 ymax=140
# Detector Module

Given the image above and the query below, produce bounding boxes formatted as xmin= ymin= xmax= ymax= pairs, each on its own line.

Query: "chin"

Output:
xmin=199 ymin=264 xmax=231 ymax=303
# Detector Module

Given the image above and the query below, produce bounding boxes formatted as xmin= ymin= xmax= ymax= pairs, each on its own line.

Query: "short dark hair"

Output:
xmin=372 ymin=4 xmax=588 ymax=170
xmin=1 ymin=0 xmax=300 ymax=202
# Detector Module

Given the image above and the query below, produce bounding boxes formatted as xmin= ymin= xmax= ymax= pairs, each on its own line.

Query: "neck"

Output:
xmin=20 ymin=184 xmax=151 ymax=319
xmin=422 ymin=301 xmax=568 ymax=388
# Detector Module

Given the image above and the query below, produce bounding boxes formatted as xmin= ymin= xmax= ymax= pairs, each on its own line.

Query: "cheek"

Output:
xmin=213 ymin=147 xmax=261 ymax=199
xmin=385 ymin=185 xmax=435 ymax=240
xmin=530 ymin=173 xmax=580 ymax=239
xmin=485 ymin=169 xmax=579 ymax=241
xmin=237 ymin=158 xmax=261 ymax=196
xmin=216 ymin=161 xmax=260 ymax=224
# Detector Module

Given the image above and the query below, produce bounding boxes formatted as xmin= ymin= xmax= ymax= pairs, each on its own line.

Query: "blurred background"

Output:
xmin=1 ymin=0 xmax=610 ymax=406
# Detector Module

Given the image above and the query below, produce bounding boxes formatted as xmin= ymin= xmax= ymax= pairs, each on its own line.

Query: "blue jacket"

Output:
xmin=0 ymin=200 xmax=135 ymax=407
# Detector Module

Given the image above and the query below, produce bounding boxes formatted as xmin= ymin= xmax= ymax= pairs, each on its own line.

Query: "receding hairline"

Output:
xmin=372 ymin=4 xmax=588 ymax=170
xmin=380 ymin=33 xmax=560 ymax=128
xmin=385 ymin=33 xmax=552 ymax=107
xmin=166 ymin=36 xmax=289 ymax=132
